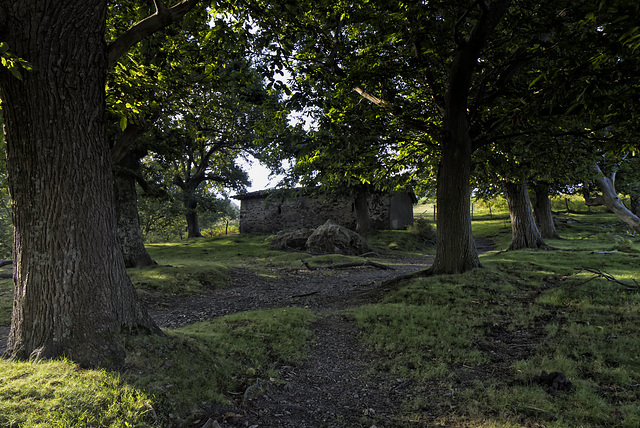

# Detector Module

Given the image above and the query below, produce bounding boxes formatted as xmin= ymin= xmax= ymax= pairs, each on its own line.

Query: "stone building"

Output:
xmin=232 ymin=188 xmax=416 ymax=234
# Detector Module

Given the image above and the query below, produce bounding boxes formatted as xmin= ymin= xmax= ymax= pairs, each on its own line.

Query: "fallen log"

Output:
xmin=299 ymin=259 xmax=394 ymax=271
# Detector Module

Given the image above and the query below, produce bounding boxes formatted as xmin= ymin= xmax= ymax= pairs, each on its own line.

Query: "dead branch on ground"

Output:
xmin=562 ymin=267 xmax=640 ymax=292
xmin=299 ymin=259 xmax=394 ymax=271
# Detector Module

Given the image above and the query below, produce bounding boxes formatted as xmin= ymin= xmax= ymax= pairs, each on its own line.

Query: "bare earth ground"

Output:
xmin=1 ymin=240 xmax=523 ymax=427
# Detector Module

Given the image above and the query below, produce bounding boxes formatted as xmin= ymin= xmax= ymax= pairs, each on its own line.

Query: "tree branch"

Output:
xmin=111 ymin=121 xmax=152 ymax=164
xmin=352 ymin=86 xmax=439 ymax=134
xmin=107 ymin=0 xmax=201 ymax=68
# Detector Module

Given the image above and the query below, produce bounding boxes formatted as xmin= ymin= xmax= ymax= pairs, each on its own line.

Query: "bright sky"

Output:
xmin=240 ymin=155 xmax=286 ymax=192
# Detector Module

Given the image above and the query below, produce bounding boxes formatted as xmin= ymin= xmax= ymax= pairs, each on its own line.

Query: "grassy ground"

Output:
xmin=1 ymin=203 xmax=639 ymax=427
xmin=351 ymin=211 xmax=640 ymax=427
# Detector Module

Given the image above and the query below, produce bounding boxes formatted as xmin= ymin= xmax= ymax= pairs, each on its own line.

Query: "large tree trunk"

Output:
xmin=430 ymin=130 xmax=480 ymax=273
xmin=429 ymin=0 xmax=511 ymax=274
xmin=591 ymin=163 xmax=640 ymax=234
xmin=504 ymin=182 xmax=547 ymax=250
xmin=531 ymin=182 xmax=560 ymax=239
xmin=0 ymin=1 xmax=160 ymax=367
xmin=114 ymin=151 xmax=157 ymax=268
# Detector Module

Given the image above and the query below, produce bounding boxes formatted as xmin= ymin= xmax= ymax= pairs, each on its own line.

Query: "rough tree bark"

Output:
xmin=587 ymin=163 xmax=640 ymax=234
xmin=114 ymin=149 xmax=157 ymax=268
xmin=531 ymin=182 xmax=560 ymax=239
xmin=503 ymin=182 xmax=548 ymax=250
xmin=0 ymin=1 xmax=162 ymax=367
xmin=431 ymin=125 xmax=480 ymax=273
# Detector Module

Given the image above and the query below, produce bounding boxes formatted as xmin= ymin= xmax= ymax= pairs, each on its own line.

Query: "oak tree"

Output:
xmin=0 ymin=0 xmax=201 ymax=367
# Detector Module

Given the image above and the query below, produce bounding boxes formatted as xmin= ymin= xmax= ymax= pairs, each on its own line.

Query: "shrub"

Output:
xmin=408 ymin=217 xmax=436 ymax=243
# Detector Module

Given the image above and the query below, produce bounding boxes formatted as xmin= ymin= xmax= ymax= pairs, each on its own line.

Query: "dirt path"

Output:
xmin=141 ymin=255 xmax=433 ymax=329
xmin=0 ymin=245 xmax=492 ymax=427
xmin=150 ymin=255 xmax=432 ymax=428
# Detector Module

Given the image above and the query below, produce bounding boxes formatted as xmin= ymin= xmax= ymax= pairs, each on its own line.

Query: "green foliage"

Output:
xmin=407 ymin=217 xmax=436 ymax=243
xmin=0 ymin=359 xmax=155 ymax=427
xmin=0 ymin=42 xmax=33 ymax=80
xmin=137 ymin=188 xmax=187 ymax=242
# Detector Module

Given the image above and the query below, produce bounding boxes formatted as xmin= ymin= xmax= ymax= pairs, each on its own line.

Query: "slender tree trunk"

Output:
xmin=591 ymin=163 xmax=640 ymax=234
xmin=531 ymin=182 xmax=560 ymax=239
xmin=184 ymin=193 xmax=202 ymax=238
xmin=630 ymin=188 xmax=640 ymax=218
xmin=114 ymin=152 xmax=157 ymax=268
xmin=504 ymin=181 xmax=547 ymax=250
xmin=0 ymin=1 xmax=160 ymax=368
xmin=354 ymin=187 xmax=370 ymax=234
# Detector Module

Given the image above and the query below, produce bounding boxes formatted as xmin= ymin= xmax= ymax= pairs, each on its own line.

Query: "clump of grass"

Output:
xmin=0 ymin=359 xmax=155 ymax=427
xmin=130 ymin=235 xmax=307 ymax=295
xmin=367 ymin=229 xmax=434 ymax=255
xmin=123 ymin=307 xmax=316 ymax=425
xmin=129 ymin=264 xmax=229 ymax=295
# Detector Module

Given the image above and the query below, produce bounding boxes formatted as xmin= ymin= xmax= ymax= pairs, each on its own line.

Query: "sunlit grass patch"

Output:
xmin=123 ymin=307 xmax=316 ymax=425
xmin=0 ymin=359 xmax=154 ymax=428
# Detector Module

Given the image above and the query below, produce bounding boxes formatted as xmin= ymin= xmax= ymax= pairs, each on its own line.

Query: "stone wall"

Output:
xmin=234 ymin=189 xmax=414 ymax=234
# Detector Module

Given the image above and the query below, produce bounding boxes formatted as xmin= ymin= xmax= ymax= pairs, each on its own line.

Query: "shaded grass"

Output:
xmin=130 ymin=229 xmax=433 ymax=296
xmin=122 ymin=307 xmax=316 ymax=425
xmin=130 ymin=235 xmax=304 ymax=295
xmin=350 ymin=212 xmax=640 ymax=427
xmin=367 ymin=228 xmax=435 ymax=256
